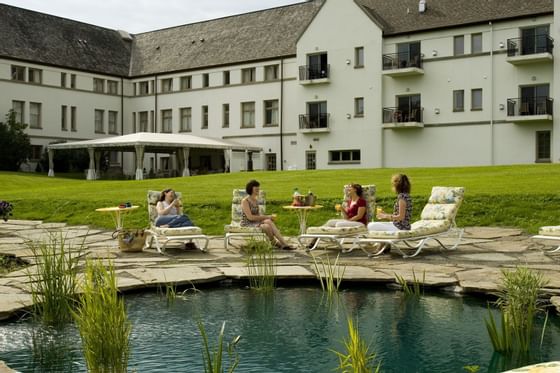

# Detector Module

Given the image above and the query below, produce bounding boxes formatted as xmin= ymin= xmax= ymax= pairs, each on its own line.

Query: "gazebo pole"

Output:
xmin=182 ymin=147 xmax=190 ymax=176
xmin=224 ymin=149 xmax=231 ymax=173
xmin=135 ymin=145 xmax=145 ymax=180
xmin=86 ymin=148 xmax=96 ymax=180
xmin=47 ymin=148 xmax=55 ymax=177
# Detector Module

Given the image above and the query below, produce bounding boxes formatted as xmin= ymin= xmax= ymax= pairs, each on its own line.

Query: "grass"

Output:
xmin=198 ymin=320 xmax=241 ymax=373
xmin=331 ymin=317 xmax=380 ymax=373
xmin=313 ymin=254 xmax=346 ymax=298
xmin=245 ymin=239 xmax=276 ymax=291
xmin=394 ymin=270 xmax=425 ymax=297
xmin=2 ymin=164 xmax=560 ymax=235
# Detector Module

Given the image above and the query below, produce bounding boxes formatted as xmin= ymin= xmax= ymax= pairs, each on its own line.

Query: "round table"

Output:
xmin=282 ymin=205 xmax=323 ymax=235
xmin=95 ymin=206 xmax=139 ymax=230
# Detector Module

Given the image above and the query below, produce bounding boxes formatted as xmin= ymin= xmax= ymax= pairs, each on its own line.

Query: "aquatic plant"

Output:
xmin=394 ymin=270 xmax=425 ymax=297
xmin=245 ymin=238 xmax=276 ymax=291
xmin=73 ymin=259 xmax=131 ymax=373
xmin=331 ymin=317 xmax=380 ymax=373
xmin=313 ymin=254 xmax=345 ymax=298
xmin=198 ymin=320 xmax=241 ymax=373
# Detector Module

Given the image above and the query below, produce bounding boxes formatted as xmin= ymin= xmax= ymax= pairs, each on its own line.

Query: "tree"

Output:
xmin=0 ymin=110 xmax=32 ymax=171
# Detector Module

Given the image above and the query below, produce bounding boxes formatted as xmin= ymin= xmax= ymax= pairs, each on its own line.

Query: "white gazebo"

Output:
xmin=47 ymin=132 xmax=262 ymax=180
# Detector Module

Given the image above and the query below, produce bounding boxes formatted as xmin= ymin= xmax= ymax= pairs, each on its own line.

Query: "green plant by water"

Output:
xmin=331 ymin=317 xmax=380 ymax=373
xmin=72 ymin=259 xmax=131 ymax=373
xmin=394 ymin=270 xmax=425 ymax=297
xmin=313 ymin=254 xmax=345 ymax=298
xmin=198 ymin=320 xmax=241 ymax=373
xmin=245 ymin=239 xmax=276 ymax=291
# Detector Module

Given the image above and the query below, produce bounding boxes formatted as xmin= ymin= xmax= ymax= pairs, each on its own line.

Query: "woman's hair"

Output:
xmin=350 ymin=183 xmax=363 ymax=197
xmin=245 ymin=179 xmax=260 ymax=195
xmin=159 ymin=188 xmax=173 ymax=202
xmin=392 ymin=174 xmax=411 ymax=194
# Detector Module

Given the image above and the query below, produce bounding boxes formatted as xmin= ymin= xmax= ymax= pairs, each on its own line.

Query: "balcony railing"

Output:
xmin=507 ymin=35 xmax=554 ymax=57
xmin=299 ymin=113 xmax=330 ymax=130
xmin=507 ymin=96 xmax=553 ymax=116
xmin=382 ymin=107 xmax=423 ymax=124
xmin=299 ymin=64 xmax=330 ymax=80
xmin=382 ymin=52 xmax=423 ymax=70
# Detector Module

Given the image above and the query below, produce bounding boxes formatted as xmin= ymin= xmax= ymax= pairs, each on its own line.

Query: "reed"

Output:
xmin=245 ymin=239 xmax=276 ymax=291
xmin=394 ymin=270 xmax=424 ymax=297
xmin=27 ymin=233 xmax=82 ymax=325
xmin=485 ymin=266 xmax=548 ymax=353
xmin=73 ymin=259 xmax=131 ymax=373
xmin=198 ymin=320 xmax=241 ymax=373
xmin=331 ymin=317 xmax=380 ymax=373
xmin=312 ymin=254 xmax=345 ymax=298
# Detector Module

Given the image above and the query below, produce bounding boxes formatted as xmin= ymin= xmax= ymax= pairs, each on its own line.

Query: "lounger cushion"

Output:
xmin=420 ymin=203 xmax=457 ymax=221
xmin=539 ymin=226 xmax=560 ymax=237
xmin=305 ymin=225 xmax=367 ymax=235
xmin=225 ymin=224 xmax=264 ymax=234
xmin=231 ymin=189 xmax=266 ymax=222
xmin=150 ymin=225 xmax=203 ymax=236
xmin=147 ymin=190 xmax=184 ymax=224
xmin=365 ymin=219 xmax=451 ymax=239
xmin=343 ymin=184 xmax=376 ymax=221
xmin=428 ymin=187 xmax=465 ymax=205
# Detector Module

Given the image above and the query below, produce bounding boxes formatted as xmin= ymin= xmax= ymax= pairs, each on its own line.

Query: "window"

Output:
xmin=471 ymin=33 xmax=483 ymax=54
xmin=93 ymin=78 xmax=104 ymax=92
xmin=202 ymin=73 xmax=209 ymax=88
xmin=201 ymin=106 xmax=209 ymax=129
xmin=305 ymin=53 xmax=328 ymax=79
xmin=28 ymin=68 xmax=42 ymax=84
xmin=29 ymin=102 xmax=41 ymax=128
xmin=454 ymin=35 xmax=465 ymax=56
xmin=139 ymin=81 xmax=149 ymax=95
xmin=266 ymin=153 xmax=277 ymax=171
xmin=61 ymin=73 xmax=67 ymax=87
xmin=329 ymin=150 xmax=361 ymax=164
xmin=264 ymin=65 xmax=279 ymax=81
xmin=161 ymin=78 xmax=173 ymax=93
xmin=519 ymin=84 xmax=549 ymax=115
xmin=161 ymin=109 xmax=172 ymax=133
xmin=180 ymin=107 xmax=192 ymax=132
xmin=222 ymin=104 xmax=230 ymax=128
xmin=396 ymin=95 xmax=421 ymax=122
xmin=521 ymin=26 xmax=550 ymax=55
xmin=264 ymin=100 xmax=279 ymax=126
xmin=536 ymin=131 xmax=551 ymax=162
xmin=180 ymin=76 xmax=192 ymax=90
xmin=132 ymin=112 xmax=137 ymax=132
xmin=241 ymin=102 xmax=255 ymax=128
xmin=12 ymin=101 xmax=24 ymax=124
xmin=150 ymin=111 xmax=155 ymax=132
xmin=306 ymin=151 xmax=316 ymax=170
xmin=70 ymin=74 xmax=76 ymax=89
xmin=354 ymin=97 xmax=364 ymax=117
xmin=223 ymin=71 xmax=230 ymax=85
xmin=109 ymin=151 xmax=119 ymax=165
xmin=107 ymin=80 xmax=118 ymax=94
xmin=355 ymin=47 xmax=364 ymax=67
xmin=94 ymin=109 xmax=104 ymax=133
xmin=61 ymin=105 xmax=68 ymax=131
xmin=11 ymin=65 xmax=25 ymax=81
xmin=453 ymin=90 xmax=464 ymax=112
xmin=396 ymin=42 xmax=421 ymax=68
xmin=71 ymin=106 xmax=77 ymax=131
xmin=303 ymin=101 xmax=328 ymax=128
xmin=471 ymin=89 xmax=483 ymax=110
xmin=31 ymin=145 xmax=43 ymax=161
xmin=108 ymin=111 xmax=118 ymax=134
xmin=241 ymin=68 xmax=256 ymax=83
xmin=139 ymin=111 xmax=148 ymax=132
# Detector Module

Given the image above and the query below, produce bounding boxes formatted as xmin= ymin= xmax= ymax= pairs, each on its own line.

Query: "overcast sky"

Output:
xmin=2 ymin=0 xmax=305 ymax=33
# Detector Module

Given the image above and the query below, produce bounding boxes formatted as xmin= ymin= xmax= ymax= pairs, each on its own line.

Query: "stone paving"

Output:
xmin=1 ymin=220 xmax=560 ymax=322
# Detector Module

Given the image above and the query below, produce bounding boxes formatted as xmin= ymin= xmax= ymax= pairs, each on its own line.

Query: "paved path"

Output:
xmin=1 ymin=219 xmax=559 ymax=322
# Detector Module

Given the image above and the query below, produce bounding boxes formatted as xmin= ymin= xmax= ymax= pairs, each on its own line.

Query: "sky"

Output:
xmin=1 ymin=0 xmax=306 ymax=33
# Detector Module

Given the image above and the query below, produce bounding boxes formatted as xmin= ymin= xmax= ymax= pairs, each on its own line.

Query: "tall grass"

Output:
xmin=245 ymin=239 xmax=276 ymax=291
xmin=331 ymin=317 xmax=380 ymax=373
xmin=27 ymin=233 xmax=82 ymax=325
xmin=198 ymin=321 xmax=241 ymax=373
xmin=485 ymin=267 xmax=548 ymax=353
xmin=73 ymin=259 xmax=131 ymax=373
xmin=394 ymin=270 xmax=425 ymax=297
xmin=313 ymin=254 xmax=345 ymax=298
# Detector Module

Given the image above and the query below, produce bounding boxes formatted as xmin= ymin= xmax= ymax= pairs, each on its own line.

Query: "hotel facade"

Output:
xmin=0 ymin=0 xmax=558 ymax=176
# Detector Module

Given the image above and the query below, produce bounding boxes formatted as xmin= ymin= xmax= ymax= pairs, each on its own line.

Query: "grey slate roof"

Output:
xmin=356 ymin=0 xmax=554 ymax=36
xmin=129 ymin=1 xmax=323 ymax=76
xmin=0 ymin=3 xmax=132 ymax=76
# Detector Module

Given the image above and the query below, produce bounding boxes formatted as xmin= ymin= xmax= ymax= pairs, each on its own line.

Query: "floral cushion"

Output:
xmin=225 ymin=224 xmax=264 ymax=234
xmin=343 ymin=184 xmax=376 ymax=222
xmin=539 ymin=226 xmax=560 ymax=237
xmin=147 ymin=190 xmax=183 ymax=224
xmin=428 ymin=186 xmax=465 ymax=205
xmin=230 ymin=189 xmax=266 ymax=224
xmin=420 ymin=203 xmax=457 ymax=221
xmin=365 ymin=220 xmax=451 ymax=239
xmin=150 ymin=225 xmax=203 ymax=236
xmin=305 ymin=225 xmax=367 ymax=235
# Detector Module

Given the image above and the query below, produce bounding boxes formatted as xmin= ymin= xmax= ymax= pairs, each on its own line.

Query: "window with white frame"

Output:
xmin=12 ymin=101 xmax=24 ymax=124
xmin=471 ymin=33 xmax=483 ymax=53
xmin=355 ymin=47 xmax=364 ymax=67
xmin=354 ymin=97 xmax=364 ymax=117
xmin=71 ymin=106 xmax=77 ymax=131
xmin=161 ymin=109 xmax=172 ymax=133
xmin=222 ymin=104 xmax=230 ymax=128
xmin=471 ymin=89 xmax=483 ymax=110
xmin=264 ymin=100 xmax=278 ymax=126
xmin=264 ymin=65 xmax=279 ymax=81
xmin=536 ymin=130 xmax=551 ymax=162
xmin=11 ymin=65 xmax=25 ymax=81
xmin=70 ymin=74 xmax=76 ymax=89
xmin=329 ymin=150 xmax=361 ymax=164
xmin=108 ymin=111 xmax=118 ymax=134
xmin=201 ymin=105 xmax=208 ymax=129
xmin=28 ymin=68 xmax=42 ymax=84
xmin=241 ymin=102 xmax=255 ymax=128
xmin=150 ymin=111 xmax=155 ymax=132
xmin=180 ymin=76 xmax=192 ymax=90
xmin=454 ymin=35 xmax=465 ymax=56
xmin=306 ymin=151 xmax=316 ymax=170
xmin=180 ymin=107 xmax=192 ymax=132
xmin=93 ymin=78 xmax=104 ymax=92
xmin=266 ymin=153 xmax=277 ymax=171
xmin=94 ymin=109 xmax=104 ymax=133
xmin=223 ymin=71 xmax=230 ymax=85
xmin=453 ymin=90 xmax=464 ymax=111
xmin=241 ymin=68 xmax=256 ymax=83
xmin=161 ymin=78 xmax=173 ymax=93
xmin=61 ymin=105 xmax=68 ymax=131
xmin=107 ymin=80 xmax=118 ymax=94
xmin=202 ymin=73 xmax=209 ymax=88
xmin=29 ymin=102 xmax=41 ymax=128
xmin=30 ymin=145 xmax=42 ymax=161
xmin=61 ymin=72 xmax=67 ymax=87
xmin=139 ymin=81 xmax=149 ymax=95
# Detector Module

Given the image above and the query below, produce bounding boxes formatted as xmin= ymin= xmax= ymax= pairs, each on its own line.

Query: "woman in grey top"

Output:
xmin=367 ymin=174 xmax=412 ymax=231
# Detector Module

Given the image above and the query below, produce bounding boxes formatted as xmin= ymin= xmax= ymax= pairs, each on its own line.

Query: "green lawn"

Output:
xmin=2 ymin=164 xmax=559 ymax=236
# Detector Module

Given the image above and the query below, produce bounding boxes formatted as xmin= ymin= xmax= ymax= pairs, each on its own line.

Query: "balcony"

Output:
xmin=382 ymin=107 xmax=424 ymax=128
xmin=382 ymin=52 xmax=424 ymax=77
xmin=506 ymin=36 xmax=554 ymax=65
xmin=507 ymin=97 xmax=553 ymax=123
xmin=299 ymin=113 xmax=330 ymax=133
xmin=299 ymin=64 xmax=330 ymax=85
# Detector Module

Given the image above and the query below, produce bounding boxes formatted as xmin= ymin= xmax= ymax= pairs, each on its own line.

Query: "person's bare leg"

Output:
xmin=264 ymin=219 xmax=289 ymax=247
xmin=260 ymin=223 xmax=277 ymax=246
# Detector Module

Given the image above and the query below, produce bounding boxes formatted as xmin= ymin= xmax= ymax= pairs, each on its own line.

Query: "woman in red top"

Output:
xmin=325 ymin=183 xmax=367 ymax=227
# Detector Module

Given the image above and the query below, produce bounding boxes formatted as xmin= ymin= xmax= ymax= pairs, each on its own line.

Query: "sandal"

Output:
xmin=281 ymin=245 xmax=296 ymax=251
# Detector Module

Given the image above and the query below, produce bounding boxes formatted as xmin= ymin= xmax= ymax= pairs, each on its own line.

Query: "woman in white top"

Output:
xmin=155 ymin=189 xmax=194 ymax=228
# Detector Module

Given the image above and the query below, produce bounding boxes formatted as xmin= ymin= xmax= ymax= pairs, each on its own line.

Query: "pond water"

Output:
xmin=1 ymin=287 xmax=559 ymax=372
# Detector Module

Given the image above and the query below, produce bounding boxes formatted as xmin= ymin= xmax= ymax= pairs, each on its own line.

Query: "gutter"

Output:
xmin=280 ymin=57 xmax=284 ymax=170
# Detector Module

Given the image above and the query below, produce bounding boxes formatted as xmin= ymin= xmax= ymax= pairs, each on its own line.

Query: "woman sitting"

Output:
xmin=324 ymin=183 xmax=368 ymax=228
xmin=367 ymin=174 xmax=412 ymax=232
xmin=155 ymin=188 xmax=194 ymax=228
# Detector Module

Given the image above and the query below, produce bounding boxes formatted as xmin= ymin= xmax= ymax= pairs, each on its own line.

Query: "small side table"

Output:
xmin=282 ymin=205 xmax=323 ymax=235
xmin=95 ymin=206 xmax=139 ymax=230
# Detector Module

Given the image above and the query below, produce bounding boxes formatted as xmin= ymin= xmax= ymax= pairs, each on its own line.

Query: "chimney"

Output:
xmin=419 ymin=0 xmax=427 ymax=13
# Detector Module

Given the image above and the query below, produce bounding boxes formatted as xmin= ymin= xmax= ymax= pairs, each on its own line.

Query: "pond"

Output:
xmin=1 ymin=287 xmax=559 ymax=372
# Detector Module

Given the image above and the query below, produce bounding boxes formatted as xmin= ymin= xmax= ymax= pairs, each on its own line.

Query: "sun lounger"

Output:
xmin=224 ymin=189 xmax=268 ymax=250
xmin=532 ymin=226 xmax=560 ymax=253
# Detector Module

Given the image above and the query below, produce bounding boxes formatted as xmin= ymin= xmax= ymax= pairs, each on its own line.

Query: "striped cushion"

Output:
xmin=305 ymin=225 xmax=367 ymax=235
xmin=539 ymin=226 xmax=560 ymax=237
xmin=365 ymin=220 xmax=450 ymax=239
xmin=150 ymin=225 xmax=202 ymax=236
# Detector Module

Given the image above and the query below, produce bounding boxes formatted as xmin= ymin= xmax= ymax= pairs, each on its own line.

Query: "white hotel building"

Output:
xmin=0 ymin=0 xmax=558 ymax=177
